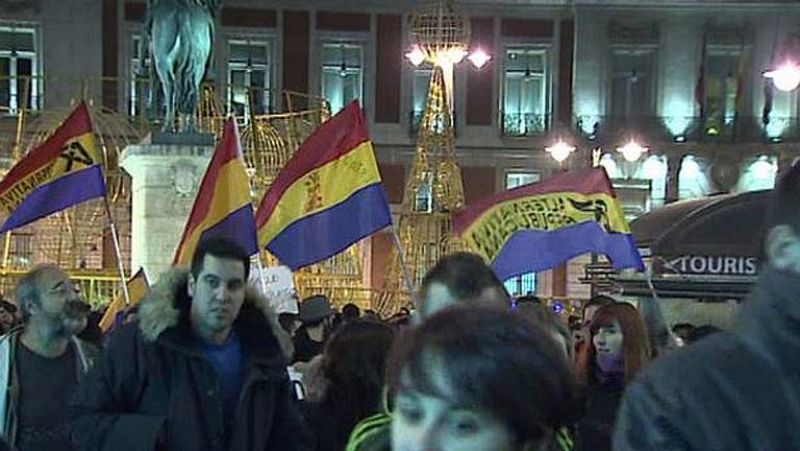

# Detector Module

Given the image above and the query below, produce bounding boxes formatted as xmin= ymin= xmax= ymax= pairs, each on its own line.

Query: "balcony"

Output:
xmin=575 ymin=115 xmax=788 ymax=144
xmin=501 ymin=112 xmax=549 ymax=137
xmin=410 ymin=110 xmax=457 ymax=137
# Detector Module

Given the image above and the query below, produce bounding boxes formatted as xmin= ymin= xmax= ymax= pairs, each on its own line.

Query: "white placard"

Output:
xmin=249 ymin=265 xmax=299 ymax=314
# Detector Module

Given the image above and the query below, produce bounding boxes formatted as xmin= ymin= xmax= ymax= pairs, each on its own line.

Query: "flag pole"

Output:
xmin=254 ymin=253 xmax=269 ymax=296
xmin=389 ymin=226 xmax=418 ymax=307
xmin=104 ymin=196 xmax=131 ymax=306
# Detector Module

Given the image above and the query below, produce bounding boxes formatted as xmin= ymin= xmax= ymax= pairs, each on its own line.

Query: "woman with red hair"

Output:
xmin=574 ymin=302 xmax=651 ymax=451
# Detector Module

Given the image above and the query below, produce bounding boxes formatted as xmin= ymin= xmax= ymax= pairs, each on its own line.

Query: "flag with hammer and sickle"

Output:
xmin=0 ymin=101 xmax=106 ymax=233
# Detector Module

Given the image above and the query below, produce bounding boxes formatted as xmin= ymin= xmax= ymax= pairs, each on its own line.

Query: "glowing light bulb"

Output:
xmin=764 ymin=62 xmax=800 ymax=92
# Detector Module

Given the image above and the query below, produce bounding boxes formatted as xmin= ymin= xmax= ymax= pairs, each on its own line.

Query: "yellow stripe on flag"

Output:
xmin=257 ymin=141 xmax=382 ymax=248
xmin=173 ymin=159 xmax=253 ymax=266
xmin=99 ymin=269 xmax=150 ymax=332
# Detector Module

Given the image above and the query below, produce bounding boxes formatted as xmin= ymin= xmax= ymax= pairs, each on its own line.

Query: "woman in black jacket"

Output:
xmin=302 ymin=320 xmax=395 ymax=451
xmin=574 ymin=302 xmax=651 ymax=451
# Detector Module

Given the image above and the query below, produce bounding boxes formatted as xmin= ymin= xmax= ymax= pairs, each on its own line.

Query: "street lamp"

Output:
xmin=545 ymin=140 xmax=576 ymax=164
xmin=405 ymin=0 xmax=491 ymax=119
xmin=617 ymin=140 xmax=648 ymax=163
xmin=764 ymin=61 xmax=800 ymax=92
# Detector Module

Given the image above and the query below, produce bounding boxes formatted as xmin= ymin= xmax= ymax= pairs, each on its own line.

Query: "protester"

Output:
xmin=684 ymin=324 xmax=720 ymax=345
xmin=0 ymin=299 xmax=18 ymax=334
xmin=575 ymin=303 xmax=651 ymax=451
xmin=304 ymin=321 xmax=395 ymax=451
xmin=671 ymin=323 xmax=696 ymax=347
xmin=514 ymin=295 xmax=573 ymax=359
xmin=574 ymin=295 xmax=616 ymax=356
xmin=614 ymin=166 xmax=800 ymax=449
xmin=388 ymin=306 xmax=578 ymax=451
xmin=342 ymin=303 xmax=361 ymax=323
xmin=70 ymin=238 xmax=309 ymax=450
xmin=293 ymin=295 xmax=335 ymax=363
xmin=0 ymin=265 xmax=95 ymax=450
xmin=345 ymin=251 xmax=511 ymax=451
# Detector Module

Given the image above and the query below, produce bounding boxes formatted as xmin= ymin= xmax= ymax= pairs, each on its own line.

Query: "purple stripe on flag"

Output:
xmin=0 ymin=165 xmax=106 ymax=234
xmin=196 ymin=205 xmax=260 ymax=257
xmin=267 ymin=183 xmax=392 ymax=271
xmin=491 ymin=221 xmax=644 ymax=280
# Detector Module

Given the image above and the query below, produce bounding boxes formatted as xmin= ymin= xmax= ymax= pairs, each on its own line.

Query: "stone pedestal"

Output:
xmin=121 ymin=132 xmax=215 ymax=282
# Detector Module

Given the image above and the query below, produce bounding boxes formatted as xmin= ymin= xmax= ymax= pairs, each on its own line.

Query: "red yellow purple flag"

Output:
xmin=453 ymin=167 xmax=644 ymax=280
xmin=255 ymin=101 xmax=392 ymax=270
xmin=0 ymin=102 xmax=106 ymax=233
xmin=172 ymin=118 xmax=259 ymax=266
xmin=99 ymin=268 xmax=150 ymax=332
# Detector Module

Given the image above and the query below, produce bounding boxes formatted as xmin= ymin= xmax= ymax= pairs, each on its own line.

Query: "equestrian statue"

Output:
xmin=146 ymin=0 xmax=221 ymax=132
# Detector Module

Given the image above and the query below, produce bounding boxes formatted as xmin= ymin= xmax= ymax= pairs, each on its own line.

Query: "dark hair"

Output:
xmin=318 ymin=321 xmax=395 ymax=449
xmin=584 ymin=294 xmax=616 ymax=312
xmin=577 ymin=303 xmax=651 ymax=385
xmin=190 ymin=238 xmax=250 ymax=281
xmin=342 ymin=303 xmax=360 ymax=320
xmin=278 ymin=313 xmax=298 ymax=335
xmin=768 ymin=161 xmax=800 ymax=233
xmin=685 ymin=325 xmax=721 ymax=344
xmin=0 ymin=300 xmax=17 ymax=314
xmin=516 ymin=294 xmax=542 ymax=305
xmin=671 ymin=323 xmax=696 ymax=335
xmin=419 ymin=252 xmax=509 ymax=315
xmin=388 ymin=307 xmax=578 ymax=448
xmin=515 ymin=301 xmax=573 ymax=359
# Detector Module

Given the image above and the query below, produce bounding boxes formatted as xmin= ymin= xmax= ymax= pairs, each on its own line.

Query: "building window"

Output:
xmin=503 ymin=170 xmax=540 ymax=297
xmin=678 ymin=155 xmax=711 ymax=200
xmin=637 ymin=155 xmax=668 ymax=208
xmin=704 ymin=47 xmax=743 ymax=133
xmin=411 ymin=66 xmax=433 ymax=133
xmin=505 ymin=172 xmax=540 ymax=190
xmin=129 ymin=32 xmax=152 ymax=116
xmin=0 ymin=25 xmax=38 ymax=113
xmin=228 ymin=39 xmax=272 ymax=118
xmin=599 ymin=154 xmax=620 ymax=179
xmin=610 ymin=47 xmax=655 ymax=117
xmin=502 ymin=48 xmax=548 ymax=136
xmin=505 ymin=273 xmax=536 ymax=298
xmin=737 ymin=156 xmax=777 ymax=192
xmin=321 ymin=42 xmax=363 ymax=114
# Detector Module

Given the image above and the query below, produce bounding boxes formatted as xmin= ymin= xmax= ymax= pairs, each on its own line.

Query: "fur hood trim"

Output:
xmin=137 ymin=267 xmax=294 ymax=359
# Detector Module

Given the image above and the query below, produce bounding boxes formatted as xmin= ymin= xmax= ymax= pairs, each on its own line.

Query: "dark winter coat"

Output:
xmin=614 ymin=267 xmax=800 ymax=450
xmin=575 ymin=378 xmax=624 ymax=451
xmin=69 ymin=268 xmax=310 ymax=451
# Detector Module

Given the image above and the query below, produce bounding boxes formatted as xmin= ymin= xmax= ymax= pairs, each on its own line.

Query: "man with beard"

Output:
xmin=0 ymin=265 xmax=95 ymax=450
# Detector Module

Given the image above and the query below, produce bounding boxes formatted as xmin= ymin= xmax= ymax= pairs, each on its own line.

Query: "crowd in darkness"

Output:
xmin=0 ymin=165 xmax=798 ymax=450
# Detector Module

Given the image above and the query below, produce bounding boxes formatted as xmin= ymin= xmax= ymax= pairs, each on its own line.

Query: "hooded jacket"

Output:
xmin=0 ymin=329 xmax=95 ymax=446
xmin=69 ymin=268 xmax=310 ymax=451
xmin=613 ymin=267 xmax=800 ymax=451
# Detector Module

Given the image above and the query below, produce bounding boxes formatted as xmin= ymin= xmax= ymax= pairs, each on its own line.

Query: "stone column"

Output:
xmin=121 ymin=133 xmax=215 ymax=282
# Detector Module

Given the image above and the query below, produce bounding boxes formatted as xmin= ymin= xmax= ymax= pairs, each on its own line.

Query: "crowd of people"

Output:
xmin=0 ymin=165 xmax=797 ymax=450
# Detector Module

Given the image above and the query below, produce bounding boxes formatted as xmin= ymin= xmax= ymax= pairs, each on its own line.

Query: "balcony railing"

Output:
xmin=410 ymin=110 xmax=457 ymax=136
xmin=575 ymin=115 xmax=794 ymax=144
xmin=501 ymin=112 xmax=549 ymax=137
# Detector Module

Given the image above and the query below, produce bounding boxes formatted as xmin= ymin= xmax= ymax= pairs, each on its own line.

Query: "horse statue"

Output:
xmin=146 ymin=0 xmax=221 ymax=132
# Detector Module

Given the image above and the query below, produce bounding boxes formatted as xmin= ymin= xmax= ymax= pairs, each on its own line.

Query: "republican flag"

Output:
xmin=255 ymin=101 xmax=392 ymax=270
xmin=173 ymin=118 xmax=259 ymax=265
xmin=0 ymin=102 xmax=106 ymax=233
xmin=99 ymin=268 xmax=150 ymax=332
xmin=453 ymin=168 xmax=644 ymax=280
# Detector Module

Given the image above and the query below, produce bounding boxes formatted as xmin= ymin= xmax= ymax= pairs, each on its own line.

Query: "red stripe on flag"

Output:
xmin=453 ymin=167 xmax=617 ymax=235
xmin=177 ymin=118 xmax=242 ymax=244
xmin=254 ymin=101 xmax=369 ymax=227
xmin=0 ymin=102 xmax=94 ymax=197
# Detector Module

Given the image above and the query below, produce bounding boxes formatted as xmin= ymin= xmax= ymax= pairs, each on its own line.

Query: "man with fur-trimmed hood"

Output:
xmin=70 ymin=238 xmax=310 ymax=450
